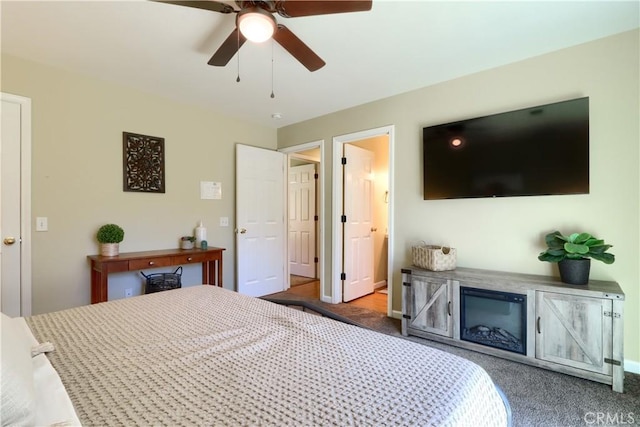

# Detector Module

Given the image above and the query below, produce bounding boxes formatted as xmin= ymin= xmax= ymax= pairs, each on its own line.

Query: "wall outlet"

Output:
xmin=125 ymin=288 xmax=133 ymax=298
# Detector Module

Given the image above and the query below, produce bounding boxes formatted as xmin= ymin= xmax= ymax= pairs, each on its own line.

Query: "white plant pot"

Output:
xmin=100 ymin=243 xmax=119 ymax=257
xmin=181 ymin=241 xmax=194 ymax=250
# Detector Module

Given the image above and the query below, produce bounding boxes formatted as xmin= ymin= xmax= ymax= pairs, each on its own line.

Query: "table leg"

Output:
xmin=202 ymin=261 xmax=211 ymax=285
xmin=91 ymin=268 xmax=108 ymax=304
xmin=91 ymin=268 xmax=100 ymax=304
xmin=209 ymin=260 xmax=219 ymax=286
xmin=202 ymin=259 xmax=222 ymax=287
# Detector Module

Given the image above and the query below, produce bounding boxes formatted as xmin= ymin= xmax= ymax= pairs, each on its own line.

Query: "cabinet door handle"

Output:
xmin=149 ymin=261 xmax=155 ymax=266
xmin=447 ymin=301 xmax=452 ymax=316
xmin=187 ymin=257 xmax=193 ymax=261
xmin=536 ymin=316 xmax=541 ymax=334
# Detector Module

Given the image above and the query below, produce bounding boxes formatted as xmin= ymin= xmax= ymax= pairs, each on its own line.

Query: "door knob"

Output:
xmin=3 ymin=237 xmax=16 ymax=245
xmin=236 ymin=228 xmax=247 ymax=234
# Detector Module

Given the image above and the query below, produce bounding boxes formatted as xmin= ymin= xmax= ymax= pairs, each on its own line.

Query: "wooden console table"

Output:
xmin=88 ymin=247 xmax=225 ymax=304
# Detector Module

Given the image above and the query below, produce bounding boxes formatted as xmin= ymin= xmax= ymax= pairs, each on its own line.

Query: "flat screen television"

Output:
xmin=423 ymin=97 xmax=589 ymax=200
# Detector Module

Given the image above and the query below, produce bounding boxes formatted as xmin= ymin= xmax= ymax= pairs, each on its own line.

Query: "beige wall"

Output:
xmin=277 ymin=30 xmax=640 ymax=364
xmin=1 ymin=54 xmax=277 ymax=313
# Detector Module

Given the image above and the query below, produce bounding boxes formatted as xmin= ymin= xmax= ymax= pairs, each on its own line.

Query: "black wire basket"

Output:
xmin=141 ymin=266 xmax=182 ymax=294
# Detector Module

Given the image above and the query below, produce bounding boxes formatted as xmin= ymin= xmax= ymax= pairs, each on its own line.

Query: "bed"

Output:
xmin=2 ymin=285 xmax=510 ymax=426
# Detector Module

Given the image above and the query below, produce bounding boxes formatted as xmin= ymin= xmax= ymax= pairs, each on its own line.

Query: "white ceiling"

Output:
xmin=2 ymin=1 xmax=638 ymax=128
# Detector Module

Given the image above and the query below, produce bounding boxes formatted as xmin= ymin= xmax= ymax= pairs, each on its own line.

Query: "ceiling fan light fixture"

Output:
xmin=237 ymin=8 xmax=276 ymax=43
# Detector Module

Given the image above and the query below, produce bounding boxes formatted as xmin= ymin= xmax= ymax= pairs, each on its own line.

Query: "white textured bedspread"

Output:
xmin=26 ymin=286 xmax=507 ymax=426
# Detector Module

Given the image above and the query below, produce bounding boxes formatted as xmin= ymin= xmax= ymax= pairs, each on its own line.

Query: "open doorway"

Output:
xmin=276 ymin=126 xmax=393 ymax=318
xmin=278 ymin=141 xmax=325 ymax=299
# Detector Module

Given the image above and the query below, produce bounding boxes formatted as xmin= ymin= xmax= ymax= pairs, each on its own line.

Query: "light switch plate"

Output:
xmin=220 ymin=217 xmax=229 ymax=227
xmin=36 ymin=217 xmax=48 ymax=231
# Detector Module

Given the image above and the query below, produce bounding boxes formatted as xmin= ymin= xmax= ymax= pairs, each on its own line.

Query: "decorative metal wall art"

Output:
xmin=123 ymin=132 xmax=165 ymax=193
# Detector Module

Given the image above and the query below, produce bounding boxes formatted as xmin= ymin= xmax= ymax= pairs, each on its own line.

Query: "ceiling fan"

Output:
xmin=156 ymin=1 xmax=373 ymax=71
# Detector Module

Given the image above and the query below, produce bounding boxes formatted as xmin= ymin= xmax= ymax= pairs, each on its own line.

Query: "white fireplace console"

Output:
xmin=401 ymin=266 xmax=625 ymax=392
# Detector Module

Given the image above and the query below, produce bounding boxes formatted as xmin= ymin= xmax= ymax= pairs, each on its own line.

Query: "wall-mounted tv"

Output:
xmin=423 ymin=97 xmax=589 ymax=200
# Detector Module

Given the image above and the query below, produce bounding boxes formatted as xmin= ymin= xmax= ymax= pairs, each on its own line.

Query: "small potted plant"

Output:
xmin=96 ymin=224 xmax=125 ymax=257
xmin=180 ymin=235 xmax=196 ymax=250
xmin=538 ymin=230 xmax=614 ymax=285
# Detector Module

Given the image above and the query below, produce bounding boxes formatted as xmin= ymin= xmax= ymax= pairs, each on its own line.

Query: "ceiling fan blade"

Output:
xmin=272 ymin=24 xmax=325 ymax=72
xmin=275 ymin=0 xmax=372 ymax=18
xmin=208 ymin=28 xmax=247 ymax=66
xmin=152 ymin=0 xmax=235 ymax=14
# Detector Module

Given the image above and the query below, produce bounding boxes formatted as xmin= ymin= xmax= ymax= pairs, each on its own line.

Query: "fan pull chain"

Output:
xmin=270 ymin=40 xmax=275 ymax=98
xmin=236 ymin=30 xmax=241 ymax=83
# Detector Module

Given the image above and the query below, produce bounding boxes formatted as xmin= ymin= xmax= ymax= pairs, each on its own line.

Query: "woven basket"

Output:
xmin=412 ymin=244 xmax=457 ymax=271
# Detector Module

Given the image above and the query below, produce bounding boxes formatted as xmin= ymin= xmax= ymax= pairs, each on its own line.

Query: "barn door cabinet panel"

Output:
xmin=401 ymin=269 xmax=453 ymax=338
xmin=535 ymin=292 xmax=613 ymax=375
xmin=401 ymin=266 xmax=625 ymax=393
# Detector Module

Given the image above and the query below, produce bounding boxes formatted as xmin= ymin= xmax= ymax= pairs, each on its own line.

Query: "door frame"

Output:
xmin=279 ymin=140 xmax=326 ymax=299
xmin=0 ymin=92 xmax=32 ymax=316
xmin=332 ymin=125 xmax=394 ymax=316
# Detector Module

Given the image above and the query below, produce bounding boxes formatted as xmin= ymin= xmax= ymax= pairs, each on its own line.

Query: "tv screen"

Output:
xmin=423 ymin=97 xmax=589 ymax=200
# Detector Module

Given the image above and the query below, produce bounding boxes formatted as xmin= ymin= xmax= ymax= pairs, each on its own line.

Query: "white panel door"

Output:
xmin=1 ymin=98 xmax=23 ymax=316
xmin=342 ymin=144 xmax=374 ymax=302
xmin=289 ymin=164 xmax=316 ymax=278
xmin=236 ymin=144 xmax=286 ymax=297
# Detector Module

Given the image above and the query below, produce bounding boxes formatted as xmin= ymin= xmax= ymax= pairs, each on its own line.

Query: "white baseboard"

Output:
xmin=625 ymin=359 xmax=640 ymax=374
xmin=374 ymin=280 xmax=387 ymax=289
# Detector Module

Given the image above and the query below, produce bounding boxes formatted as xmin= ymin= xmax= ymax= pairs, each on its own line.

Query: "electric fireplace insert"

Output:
xmin=460 ymin=287 xmax=527 ymax=355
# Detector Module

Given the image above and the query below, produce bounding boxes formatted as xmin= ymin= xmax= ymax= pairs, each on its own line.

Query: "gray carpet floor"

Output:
xmin=265 ymin=292 xmax=640 ymax=427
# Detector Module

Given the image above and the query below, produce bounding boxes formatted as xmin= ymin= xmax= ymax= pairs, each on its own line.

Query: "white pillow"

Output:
xmin=1 ymin=313 xmax=36 ymax=426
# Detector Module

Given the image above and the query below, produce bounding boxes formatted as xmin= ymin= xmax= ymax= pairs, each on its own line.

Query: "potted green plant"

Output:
xmin=538 ymin=230 xmax=614 ymax=285
xmin=180 ymin=235 xmax=196 ymax=250
xmin=96 ymin=224 xmax=125 ymax=256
